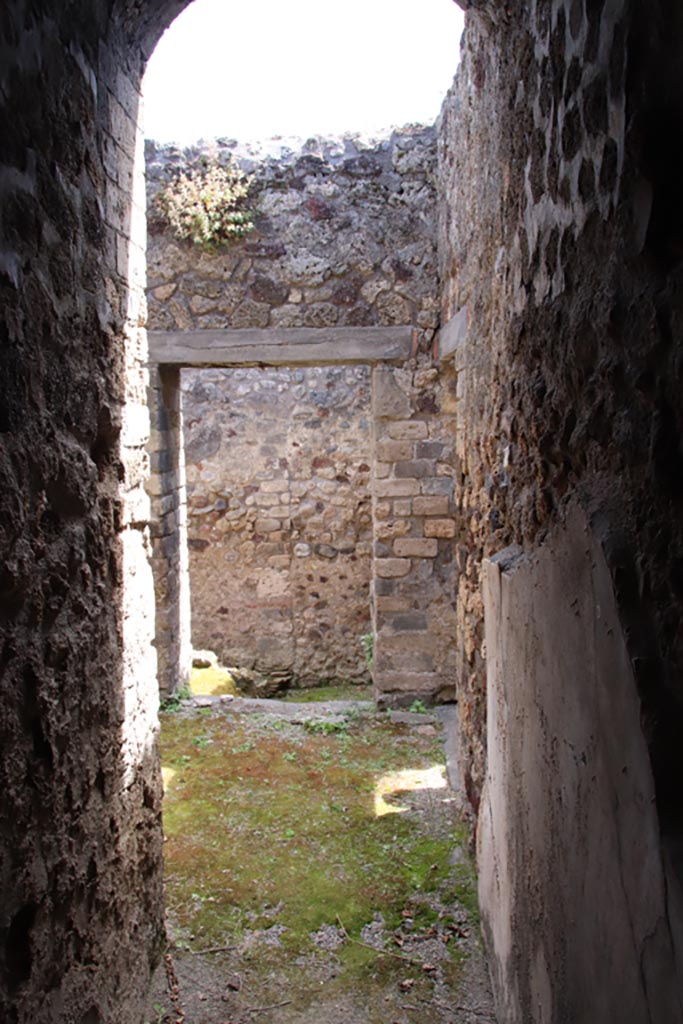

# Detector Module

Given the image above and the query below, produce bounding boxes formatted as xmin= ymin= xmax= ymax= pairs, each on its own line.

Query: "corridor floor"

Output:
xmin=146 ymin=695 xmax=495 ymax=1024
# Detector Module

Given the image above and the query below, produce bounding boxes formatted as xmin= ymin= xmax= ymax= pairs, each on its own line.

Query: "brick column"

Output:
xmin=371 ymin=363 xmax=458 ymax=706
xmin=146 ymin=365 xmax=192 ymax=695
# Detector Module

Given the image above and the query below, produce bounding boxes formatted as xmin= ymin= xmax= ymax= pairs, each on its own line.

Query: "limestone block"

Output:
xmin=375 ymin=596 xmax=412 ymax=612
xmin=373 ymin=671 xmax=437 ymax=693
xmin=232 ymin=299 xmax=270 ymax=328
xmin=388 ymin=420 xmax=429 ymax=440
xmin=375 ymin=479 xmax=420 ymax=498
xmin=413 ymin=496 xmax=450 ymax=516
xmin=413 ymin=368 xmax=439 ymax=389
xmin=416 ymin=440 xmax=445 ymax=459
xmin=121 ymin=402 xmax=151 ymax=448
xmin=361 ymin=276 xmax=391 ymax=304
xmin=376 ymin=440 xmax=414 ymax=462
xmin=424 ymin=519 xmax=456 ymax=538
xmin=395 ymin=459 xmax=436 ymax=479
xmin=152 ymin=283 xmax=177 ymax=301
xmin=257 ymin=493 xmax=285 ymax=507
xmin=260 ymin=479 xmax=289 ymax=493
xmin=375 ymin=649 xmax=435 ymax=673
xmin=271 ymin=304 xmax=306 ymax=327
xmin=304 ymin=302 xmax=339 ymax=327
xmin=393 ymin=538 xmax=438 ymax=558
xmin=375 ymin=290 xmax=412 ymax=325
xmin=254 ymin=518 xmax=281 ymax=532
xmin=381 ymin=611 xmax=428 ymax=631
xmin=375 ymin=558 xmax=412 ymax=578
xmin=375 ymin=519 xmax=410 ymax=541
xmin=281 ymin=250 xmax=330 ymax=285
xmin=372 ymin=366 xmax=412 ymax=419
xmin=420 ymin=478 xmax=453 ymax=497
xmin=190 ymin=294 xmax=218 ymax=315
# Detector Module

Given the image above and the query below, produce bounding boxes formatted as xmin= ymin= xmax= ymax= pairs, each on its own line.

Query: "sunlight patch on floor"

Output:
xmin=190 ymin=663 xmax=240 ymax=696
xmin=374 ymin=764 xmax=446 ymax=817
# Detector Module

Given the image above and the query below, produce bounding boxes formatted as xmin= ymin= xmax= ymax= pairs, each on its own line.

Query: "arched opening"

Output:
xmin=138 ymin=4 xmax=483 ymax=1016
xmin=139 ymin=4 xmax=485 ymax=1003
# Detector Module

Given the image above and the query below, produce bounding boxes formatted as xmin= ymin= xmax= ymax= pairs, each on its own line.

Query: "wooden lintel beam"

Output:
xmin=147 ymin=326 xmax=415 ymax=367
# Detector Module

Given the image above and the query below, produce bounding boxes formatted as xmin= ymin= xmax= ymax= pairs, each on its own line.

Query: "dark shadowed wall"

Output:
xmin=440 ymin=0 xmax=683 ymax=1018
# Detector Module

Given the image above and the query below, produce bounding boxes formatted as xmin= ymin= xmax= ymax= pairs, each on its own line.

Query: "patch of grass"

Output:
xmin=282 ymin=683 xmax=372 ymax=703
xmin=303 ymin=718 xmax=350 ymax=735
xmin=159 ymin=684 xmax=192 ymax=712
xmin=143 ymin=1002 xmax=166 ymax=1024
xmin=159 ymin=708 xmax=475 ymax=1001
xmin=156 ymin=708 xmax=485 ymax=1019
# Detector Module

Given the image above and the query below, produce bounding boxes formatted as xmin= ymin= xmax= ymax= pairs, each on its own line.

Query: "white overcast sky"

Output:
xmin=143 ymin=0 xmax=464 ymax=143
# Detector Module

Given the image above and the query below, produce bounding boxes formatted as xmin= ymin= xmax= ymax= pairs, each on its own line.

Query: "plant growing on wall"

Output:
xmin=360 ymin=632 xmax=374 ymax=670
xmin=154 ymin=157 xmax=254 ymax=250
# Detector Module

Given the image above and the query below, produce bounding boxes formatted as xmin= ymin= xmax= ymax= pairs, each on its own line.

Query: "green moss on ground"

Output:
xmin=282 ymin=683 xmax=373 ymax=703
xmin=159 ymin=707 xmax=481 ymax=1013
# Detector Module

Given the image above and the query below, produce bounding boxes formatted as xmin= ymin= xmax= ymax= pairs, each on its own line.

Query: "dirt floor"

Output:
xmin=146 ymin=694 xmax=496 ymax=1024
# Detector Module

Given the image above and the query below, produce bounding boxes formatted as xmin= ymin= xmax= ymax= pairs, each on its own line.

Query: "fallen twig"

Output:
xmin=335 ymin=915 xmax=425 ymax=966
xmin=247 ymin=1000 xmax=292 ymax=1015
xmin=190 ymin=943 xmax=237 ymax=955
xmin=431 ymin=1000 xmax=493 ymax=1019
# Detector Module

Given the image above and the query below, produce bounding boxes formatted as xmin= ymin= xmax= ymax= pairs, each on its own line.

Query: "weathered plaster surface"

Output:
xmin=480 ymin=505 xmax=683 ymax=1023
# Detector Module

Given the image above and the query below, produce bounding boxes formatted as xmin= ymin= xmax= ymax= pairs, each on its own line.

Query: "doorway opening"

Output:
xmin=181 ymin=363 xmax=374 ymax=699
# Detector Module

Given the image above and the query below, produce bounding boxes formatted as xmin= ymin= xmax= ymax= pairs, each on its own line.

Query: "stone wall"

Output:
xmin=439 ymin=0 xmax=683 ymax=1018
xmin=145 ymin=129 xmax=458 ymax=702
xmin=0 ymin=3 xmax=165 ymax=1022
xmin=145 ymin=129 xmax=439 ymax=345
xmin=182 ymin=364 xmax=373 ymax=685
xmin=371 ymin=362 xmax=460 ymax=705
